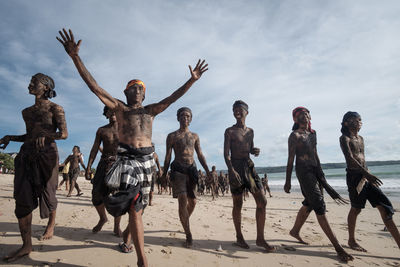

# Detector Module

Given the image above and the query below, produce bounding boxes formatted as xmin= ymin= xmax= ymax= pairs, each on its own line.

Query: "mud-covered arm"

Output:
xmin=223 ymin=129 xmax=234 ymax=172
xmin=194 ymin=134 xmax=210 ymax=176
xmin=57 ymin=29 xmax=119 ymax=110
xmin=87 ymin=130 xmax=102 ymax=172
xmin=249 ymin=129 xmax=260 ymax=156
xmin=146 ymin=60 xmax=208 ymax=116
xmin=162 ymin=134 xmax=173 ymax=178
xmin=49 ymin=105 xmax=68 ymax=140
xmin=285 ymin=133 xmax=296 ymax=193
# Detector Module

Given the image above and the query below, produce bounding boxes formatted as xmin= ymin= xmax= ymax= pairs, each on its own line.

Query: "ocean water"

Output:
xmin=264 ymin=164 xmax=400 ymax=202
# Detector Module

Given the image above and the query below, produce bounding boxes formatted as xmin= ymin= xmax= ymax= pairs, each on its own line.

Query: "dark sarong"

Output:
xmin=170 ymin=161 xmax=198 ymax=199
xmin=14 ymin=141 xmax=59 ymax=219
xmin=91 ymin=155 xmax=116 ymax=206
xmin=346 ymin=169 xmax=394 ymax=219
xmin=104 ymin=144 xmax=155 ymax=217
xmin=295 ymin=166 xmax=326 ymax=215
xmin=229 ymin=158 xmax=263 ymax=195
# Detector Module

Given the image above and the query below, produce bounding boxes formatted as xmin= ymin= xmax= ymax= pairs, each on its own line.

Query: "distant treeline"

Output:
xmin=253 ymin=160 xmax=400 ymax=174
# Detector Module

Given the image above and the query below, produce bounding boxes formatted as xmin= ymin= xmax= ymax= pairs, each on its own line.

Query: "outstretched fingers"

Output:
xmin=63 ymin=28 xmax=71 ymax=41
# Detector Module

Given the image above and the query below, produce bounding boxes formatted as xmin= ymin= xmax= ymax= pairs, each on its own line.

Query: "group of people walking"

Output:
xmin=0 ymin=28 xmax=399 ymax=267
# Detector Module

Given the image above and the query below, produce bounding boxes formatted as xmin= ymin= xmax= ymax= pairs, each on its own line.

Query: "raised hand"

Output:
xmin=189 ymin=59 xmax=208 ymax=81
xmin=56 ymin=28 xmax=82 ymax=57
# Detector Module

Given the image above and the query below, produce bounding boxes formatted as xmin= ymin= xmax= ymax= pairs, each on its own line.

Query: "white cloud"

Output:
xmin=0 ymin=0 xmax=399 ymax=169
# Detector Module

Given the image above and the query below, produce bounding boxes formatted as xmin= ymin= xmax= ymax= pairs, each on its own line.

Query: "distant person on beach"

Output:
xmin=223 ymin=100 xmax=275 ymax=252
xmin=218 ymin=171 xmax=226 ymax=196
xmin=0 ymin=73 xmax=68 ymax=262
xmin=85 ymin=106 xmax=121 ymax=236
xmin=162 ymin=107 xmax=211 ymax=248
xmin=58 ymin=161 xmax=70 ymax=191
xmin=149 ymin=148 xmax=162 ymax=206
xmin=262 ymin=174 xmax=272 ymax=197
xmin=210 ymin=166 xmax=218 ymax=200
xmin=57 ymin=28 xmax=207 ymax=266
xmin=340 ymin=111 xmax=400 ymax=251
xmin=61 ymin=146 xmax=86 ymax=197
xmin=284 ymin=107 xmax=353 ymax=262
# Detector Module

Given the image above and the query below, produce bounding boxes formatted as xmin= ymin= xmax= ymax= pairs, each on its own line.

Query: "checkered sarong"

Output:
xmin=105 ymin=145 xmax=155 ymax=205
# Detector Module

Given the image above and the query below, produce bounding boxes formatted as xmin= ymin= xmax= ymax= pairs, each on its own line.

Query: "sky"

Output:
xmin=0 ymin=0 xmax=399 ymax=169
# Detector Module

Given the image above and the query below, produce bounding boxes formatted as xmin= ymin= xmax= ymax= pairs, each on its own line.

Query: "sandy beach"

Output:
xmin=0 ymin=173 xmax=399 ymax=267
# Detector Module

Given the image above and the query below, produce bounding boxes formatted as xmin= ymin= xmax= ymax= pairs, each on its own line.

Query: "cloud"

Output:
xmin=0 ymin=0 xmax=399 ymax=168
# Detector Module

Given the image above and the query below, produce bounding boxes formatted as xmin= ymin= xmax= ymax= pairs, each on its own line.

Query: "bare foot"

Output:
xmin=233 ymin=236 xmax=250 ymax=249
xmin=40 ymin=225 xmax=54 ymax=240
xmin=113 ymin=227 xmax=122 ymax=237
xmin=348 ymin=239 xmax=367 ymax=252
xmin=92 ymin=218 xmax=108 ymax=233
xmin=3 ymin=245 xmax=32 ymax=262
xmin=289 ymin=230 xmax=309 ymax=245
xmin=184 ymin=233 xmax=193 ymax=248
xmin=256 ymin=239 xmax=277 ymax=252
xmin=335 ymin=247 xmax=354 ymax=262
xmin=66 ymin=194 xmax=71 ymax=197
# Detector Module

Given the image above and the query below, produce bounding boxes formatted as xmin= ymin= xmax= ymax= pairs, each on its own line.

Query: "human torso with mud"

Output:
xmin=169 ymin=130 xmax=198 ymax=166
xmin=226 ymin=126 xmax=254 ymax=160
xmin=98 ymin=123 xmax=119 ymax=158
xmin=22 ymin=102 xmax=65 ymax=144
xmin=340 ymin=134 xmax=366 ymax=171
xmin=115 ymin=101 xmax=154 ymax=148
xmin=291 ymin=130 xmax=318 ymax=168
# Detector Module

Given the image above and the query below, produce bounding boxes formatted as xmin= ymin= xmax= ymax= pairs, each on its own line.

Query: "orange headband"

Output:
xmin=125 ymin=79 xmax=146 ymax=93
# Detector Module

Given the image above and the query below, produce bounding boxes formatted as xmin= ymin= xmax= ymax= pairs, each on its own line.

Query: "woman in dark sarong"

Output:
xmin=0 ymin=73 xmax=68 ymax=262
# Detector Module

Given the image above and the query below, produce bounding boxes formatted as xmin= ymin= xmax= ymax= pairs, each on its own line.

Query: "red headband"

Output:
xmin=292 ymin=106 xmax=314 ymax=133
xmin=125 ymin=79 xmax=146 ymax=93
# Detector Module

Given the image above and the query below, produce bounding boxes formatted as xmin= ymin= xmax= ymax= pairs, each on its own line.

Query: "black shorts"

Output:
xmin=296 ymin=167 xmax=326 ymax=216
xmin=347 ymin=171 xmax=394 ymax=219
xmin=68 ymin=168 xmax=80 ymax=182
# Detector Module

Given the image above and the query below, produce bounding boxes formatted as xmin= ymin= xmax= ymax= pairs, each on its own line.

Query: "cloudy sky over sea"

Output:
xmin=0 ymin=0 xmax=399 ymax=169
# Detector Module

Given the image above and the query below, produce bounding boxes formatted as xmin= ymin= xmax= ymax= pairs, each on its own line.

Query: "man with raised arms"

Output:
xmin=57 ymin=29 xmax=207 ymax=267
xmin=224 ymin=100 xmax=275 ymax=252
xmin=85 ymin=106 xmax=122 ymax=236
xmin=162 ymin=107 xmax=211 ymax=248
xmin=285 ymin=107 xmax=353 ymax=262
xmin=340 ymin=111 xmax=400 ymax=251
xmin=0 ymin=73 xmax=67 ymax=262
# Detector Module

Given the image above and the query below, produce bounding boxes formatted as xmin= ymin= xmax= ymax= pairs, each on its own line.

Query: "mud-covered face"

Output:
xmin=105 ymin=109 xmax=117 ymax=122
xmin=295 ymin=110 xmax=311 ymax=125
xmin=124 ymin=84 xmax=145 ymax=103
xmin=28 ymin=77 xmax=48 ymax=97
xmin=72 ymin=147 xmax=80 ymax=155
xmin=233 ymin=106 xmax=248 ymax=120
xmin=178 ymin=110 xmax=192 ymax=127
xmin=345 ymin=116 xmax=362 ymax=132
